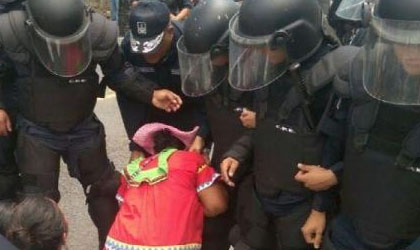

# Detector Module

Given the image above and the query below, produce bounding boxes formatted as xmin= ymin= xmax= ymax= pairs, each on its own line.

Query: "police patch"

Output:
xmin=137 ymin=22 xmax=147 ymax=35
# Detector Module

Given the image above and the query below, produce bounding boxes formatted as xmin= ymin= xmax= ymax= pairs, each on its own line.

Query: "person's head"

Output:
xmin=128 ymin=0 xmax=174 ymax=64
xmin=362 ymin=0 xmax=420 ymax=105
xmin=25 ymin=0 xmax=92 ymax=77
xmin=177 ymin=0 xmax=239 ymax=97
xmin=6 ymin=196 xmax=68 ymax=250
xmin=152 ymin=129 xmax=186 ymax=153
xmin=0 ymin=200 xmax=15 ymax=235
xmin=228 ymin=0 xmax=324 ymax=91
xmin=133 ymin=123 xmax=199 ymax=155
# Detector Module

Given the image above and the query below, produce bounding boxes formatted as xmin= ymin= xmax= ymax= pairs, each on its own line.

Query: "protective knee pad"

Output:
xmin=16 ymin=130 xmax=61 ymax=201
xmin=86 ymin=164 xmax=121 ymax=199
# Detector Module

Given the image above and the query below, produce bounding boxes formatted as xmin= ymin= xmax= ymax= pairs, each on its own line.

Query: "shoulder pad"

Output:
xmin=0 ymin=10 xmax=31 ymax=63
xmin=348 ymin=50 xmax=370 ymax=100
xmin=90 ymin=12 xmax=118 ymax=61
xmin=305 ymin=45 xmax=361 ymax=95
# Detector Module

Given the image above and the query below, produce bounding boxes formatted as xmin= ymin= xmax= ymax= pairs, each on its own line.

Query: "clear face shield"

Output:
xmin=228 ymin=14 xmax=289 ymax=91
xmin=363 ymin=15 xmax=420 ymax=105
xmin=177 ymin=36 xmax=229 ymax=97
xmin=335 ymin=0 xmax=376 ymax=21
xmin=27 ymin=9 xmax=92 ymax=77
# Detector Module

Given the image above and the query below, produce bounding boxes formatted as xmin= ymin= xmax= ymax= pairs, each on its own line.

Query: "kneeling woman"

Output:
xmin=105 ymin=123 xmax=228 ymax=250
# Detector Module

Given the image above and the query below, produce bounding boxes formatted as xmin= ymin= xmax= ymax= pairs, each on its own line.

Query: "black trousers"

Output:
xmin=234 ymin=175 xmax=312 ymax=250
xmin=15 ymin=115 xmax=120 ymax=249
xmin=323 ymin=215 xmax=413 ymax=250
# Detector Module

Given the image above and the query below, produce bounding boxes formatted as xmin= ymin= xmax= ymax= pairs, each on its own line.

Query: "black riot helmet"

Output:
xmin=229 ymin=0 xmax=324 ymax=91
xmin=177 ymin=0 xmax=239 ymax=97
xmin=25 ymin=0 xmax=92 ymax=77
xmin=362 ymin=0 xmax=420 ymax=106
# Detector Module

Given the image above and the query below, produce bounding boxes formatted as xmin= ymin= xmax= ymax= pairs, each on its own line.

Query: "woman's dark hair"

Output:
xmin=6 ymin=196 xmax=67 ymax=250
xmin=0 ymin=200 xmax=16 ymax=235
xmin=153 ymin=129 xmax=186 ymax=153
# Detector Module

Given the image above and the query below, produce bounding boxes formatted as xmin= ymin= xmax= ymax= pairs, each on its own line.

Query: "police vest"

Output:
xmin=0 ymin=10 xmax=117 ymax=132
xmin=205 ymin=81 xmax=254 ymax=169
xmin=341 ymin=57 xmax=420 ymax=247
xmin=253 ymin=45 xmax=359 ymax=197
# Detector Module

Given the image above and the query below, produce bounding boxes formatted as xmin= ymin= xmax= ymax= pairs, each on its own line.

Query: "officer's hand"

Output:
xmin=220 ymin=157 xmax=239 ymax=187
xmin=188 ymin=135 xmax=205 ymax=153
xmin=152 ymin=89 xmax=183 ymax=113
xmin=0 ymin=109 xmax=12 ymax=136
xmin=131 ymin=0 xmax=139 ymax=7
xmin=301 ymin=209 xmax=326 ymax=249
xmin=239 ymin=108 xmax=256 ymax=129
xmin=294 ymin=164 xmax=338 ymax=191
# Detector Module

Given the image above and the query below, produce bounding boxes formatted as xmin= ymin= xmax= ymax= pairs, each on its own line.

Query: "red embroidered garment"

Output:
xmin=105 ymin=150 xmax=220 ymax=250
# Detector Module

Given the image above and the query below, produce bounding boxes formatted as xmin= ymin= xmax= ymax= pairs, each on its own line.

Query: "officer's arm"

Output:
xmin=222 ymin=130 xmax=254 ymax=165
xmin=101 ymin=46 xmax=158 ymax=104
xmin=0 ymin=48 xmax=15 ymax=135
xmin=311 ymin=96 xmax=351 ymax=212
xmin=0 ymin=50 xmax=9 ymax=110
xmin=195 ymin=98 xmax=210 ymax=139
xmin=321 ymin=96 xmax=351 ymax=182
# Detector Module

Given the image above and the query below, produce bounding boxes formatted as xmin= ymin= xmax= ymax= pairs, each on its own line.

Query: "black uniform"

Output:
xmin=0 ymin=5 xmax=157 ymax=248
xmin=0 ymin=0 xmax=24 ymax=201
xmin=177 ymin=1 xmax=257 ymax=248
xmin=224 ymin=42 xmax=359 ymax=250
xmin=117 ymin=24 xmax=208 ymax=153
xmin=323 ymin=52 xmax=420 ymax=250
xmin=321 ymin=0 xmax=420 ymax=248
xmin=223 ymin=0 xmax=364 ymax=249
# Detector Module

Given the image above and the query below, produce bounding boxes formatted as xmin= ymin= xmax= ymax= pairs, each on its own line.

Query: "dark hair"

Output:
xmin=153 ymin=129 xmax=186 ymax=153
xmin=0 ymin=200 xmax=15 ymax=235
xmin=6 ymin=196 xmax=67 ymax=250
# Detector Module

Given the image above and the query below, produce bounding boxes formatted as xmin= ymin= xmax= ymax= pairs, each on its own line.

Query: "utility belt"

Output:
xmin=17 ymin=113 xmax=96 ymax=134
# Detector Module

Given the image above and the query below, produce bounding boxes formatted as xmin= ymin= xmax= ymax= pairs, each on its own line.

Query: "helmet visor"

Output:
xmin=29 ymin=17 xmax=92 ymax=77
xmin=335 ymin=0 xmax=367 ymax=21
xmin=363 ymin=20 xmax=420 ymax=105
xmin=177 ymin=36 xmax=228 ymax=97
xmin=228 ymin=14 xmax=288 ymax=91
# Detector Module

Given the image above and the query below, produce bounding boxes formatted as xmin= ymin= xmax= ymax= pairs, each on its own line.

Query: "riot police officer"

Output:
xmin=313 ymin=0 xmax=420 ymax=249
xmin=220 ymin=0 xmax=358 ymax=249
xmin=0 ymin=0 xmax=181 ymax=247
xmin=177 ymin=1 xmax=263 ymax=249
xmin=328 ymin=0 xmax=374 ymax=46
xmin=117 ymin=0 xmax=207 ymax=161
xmin=0 ymin=0 xmax=24 ymax=201
xmin=0 ymin=0 xmax=25 ymax=201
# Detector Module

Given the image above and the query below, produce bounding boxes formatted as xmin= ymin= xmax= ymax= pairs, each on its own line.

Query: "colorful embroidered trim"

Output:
xmin=124 ymin=148 xmax=177 ymax=186
xmin=196 ymin=173 xmax=220 ymax=193
xmin=104 ymin=237 xmax=201 ymax=250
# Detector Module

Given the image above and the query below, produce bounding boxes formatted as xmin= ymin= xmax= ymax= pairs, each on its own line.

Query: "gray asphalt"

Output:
xmin=59 ymin=90 xmax=129 ymax=250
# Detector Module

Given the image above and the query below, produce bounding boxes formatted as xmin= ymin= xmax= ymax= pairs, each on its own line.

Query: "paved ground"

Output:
xmin=59 ymin=90 xmax=129 ymax=250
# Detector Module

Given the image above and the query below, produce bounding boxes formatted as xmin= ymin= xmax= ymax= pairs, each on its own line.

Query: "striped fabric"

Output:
xmin=105 ymin=237 xmax=201 ymax=250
